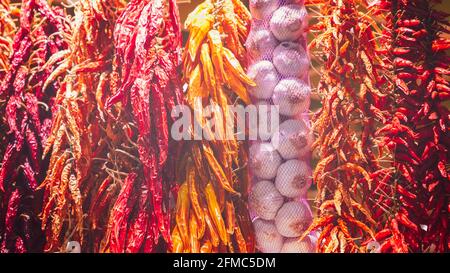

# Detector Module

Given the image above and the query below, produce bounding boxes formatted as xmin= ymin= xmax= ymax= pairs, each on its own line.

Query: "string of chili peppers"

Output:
xmin=370 ymin=0 xmax=449 ymax=253
xmin=38 ymin=0 xmax=128 ymax=252
xmin=300 ymin=0 xmax=387 ymax=252
xmin=0 ymin=0 xmax=69 ymax=253
xmin=103 ymin=0 xmax=184 ymax=253
xmin=171 ymin=0 xmax=255 ymax=253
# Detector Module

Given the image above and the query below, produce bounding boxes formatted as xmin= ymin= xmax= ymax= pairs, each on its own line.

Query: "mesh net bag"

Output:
xmin=245 ymin=0 xmax=316 ymax=253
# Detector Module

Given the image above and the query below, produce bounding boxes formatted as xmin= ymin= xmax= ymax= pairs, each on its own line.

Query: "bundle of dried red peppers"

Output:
xmin=104 ymin=0 xmax=184 ymax=253
xmin=0 ymin=0 xmax=447 ymax=253
xmin=0 ymin=0 xmax=69 ymax=253
xmin=39 ymin=0 xmax=127 ymax=252
xmin=369 ymin=0 xmax=449 ymax=253
xmin=301 ymin=0 xmax=383 ymax=253
xmin=304 ymin=0 xmax=448 ymax=252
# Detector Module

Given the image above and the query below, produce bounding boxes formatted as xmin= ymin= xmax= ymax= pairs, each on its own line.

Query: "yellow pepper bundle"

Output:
xmin=172 ymin=0 xmax=255 ymax=253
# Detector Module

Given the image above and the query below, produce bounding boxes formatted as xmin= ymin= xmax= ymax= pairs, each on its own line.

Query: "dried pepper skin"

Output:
xmin=0 ymin=0 xmax=69 ymax=253
xmin=205 ymin=183 xmax=228 ymax=245
xmin=175 ymin=182 xmax=190 ymax=250
xmin=104 ymin=0 xmax=184 ymax=253
xmin=108 ymin=173 xmax=137 ymax=253
xmin=371 ymin=0 xmax=449 ymax=253
xmin=0 ymin=189 xmax=20 ymax=252
xmin=171 ymin=0 xmax=254 ymax=253
xmin=304 ymin=0 xmax=386 ymax=253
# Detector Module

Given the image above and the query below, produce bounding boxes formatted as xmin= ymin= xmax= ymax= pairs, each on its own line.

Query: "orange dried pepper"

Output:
xmin=187 ymin=162 xmax=206 ymax=238
xmin=205 ymin=183 xmax=228 ymax=245
xmin=175 ymin=183 xmax=190 ymax=248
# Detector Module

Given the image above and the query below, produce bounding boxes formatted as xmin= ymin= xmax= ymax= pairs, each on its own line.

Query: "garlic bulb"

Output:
xmin=254 ymin=219 xmax=284 ymax=253
xmin=247 ymin=60 xmax=279 ymax=99
xmin=246 ymin=23 xmax=279 ymax=60
xmin=249 ymin=142 xmax=282 ymax=180
xmin=249 ymin=0 xmax=279 ymax=20
xmin=273 ymin=42 xmax=309 ymax=78
xmin=281 ymin=237 xmax=315 ymax=253
xmin=271 ymin=119 xmax=312 ymax=159
xmin=270 ymin=5 xmax=307 ymax=41
xmin=272 ymin=78 xmax=310 ymax=116
xmin=275 ymin=159 xmax=311 ymax=198
xmin=250 ymin=180 xmax=284 ymax=220
xmin=275 ymin=201 xmax=312 ymax=237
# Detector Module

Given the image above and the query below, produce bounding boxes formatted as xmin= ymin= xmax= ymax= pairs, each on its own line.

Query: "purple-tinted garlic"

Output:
xmin=281 ymin=237 xmax=315 ymax=253
xmin=275 ymin=201 xmax=312 ymax=237
xmin=272 ymin=78 xmax=310 ymax=116
xmin=273 ymin=42 xmax=309 ymax=78
xmin=249 ymin=142 xmax=282 ymax=179
xmin=254 ymin=219 xmax=284 ymax=253
xmin=271 ymin=119 xmax=311 ymax=159
xmin=246 ymin=24 xmax=278 ymax=60
xmin=247 ymin=60 xmax=279 ymax=99
xmin=275 ymin=159 xmax=312 ymax=198
xmin=249 ymin=0 xmax=279 ymax=20
xmin=248 ymin=0 xmax=313 ymax=254
xmin=270 ymin=5 xmax=307 ymax=41
xmin=249 ymin=180 xmax=284 ymax=220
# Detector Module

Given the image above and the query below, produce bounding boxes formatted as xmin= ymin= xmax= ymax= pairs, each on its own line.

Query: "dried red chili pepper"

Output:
xmin=108 ymin=172 xmax=137 ymax=253
xmin=0 ymin=189 xmax=20 ymax=253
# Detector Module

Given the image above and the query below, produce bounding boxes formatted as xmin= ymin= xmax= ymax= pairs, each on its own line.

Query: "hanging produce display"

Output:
xmin=246 ymin=0 xmax=315 ymax=253
xmin=38 ymin=0 xmax=127 ymax=252
xmin=170 ymin=0 xmax=255 ymax=253
xmin=102 ymin=0 xmax=184 ymax=253
xmin=370 ymin=0 xmax=449 ymax=253
xmin=299 ymin=0 xmax=385 ymax=253
xmin=0 ymin=0 xmax=69 ymax=253
xmin=0 ymin=0 xmax=447 ymax=254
